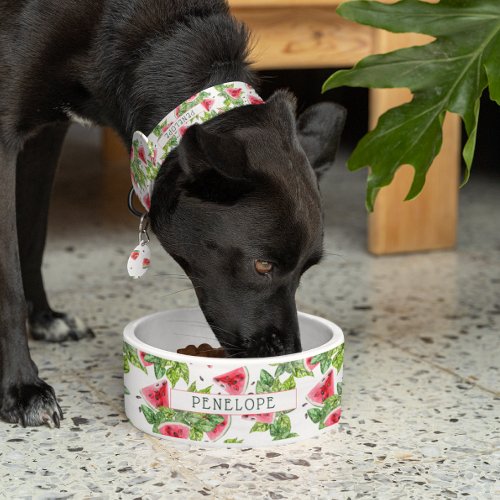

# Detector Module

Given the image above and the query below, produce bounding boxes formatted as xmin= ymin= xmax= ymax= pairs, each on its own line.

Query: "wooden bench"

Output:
xmin=102 ymin=0 xmax=460 ymax=254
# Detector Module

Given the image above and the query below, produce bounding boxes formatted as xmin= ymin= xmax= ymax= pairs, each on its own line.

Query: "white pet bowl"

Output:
xmin=123 ymin=308 xmax=344 ymax=447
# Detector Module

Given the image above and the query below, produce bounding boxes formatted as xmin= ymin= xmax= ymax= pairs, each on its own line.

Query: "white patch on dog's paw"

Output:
xmin=31 ymin=318 xmax=72 ymax=342
xmin=30 ymin=313 xmax=94 ymax=342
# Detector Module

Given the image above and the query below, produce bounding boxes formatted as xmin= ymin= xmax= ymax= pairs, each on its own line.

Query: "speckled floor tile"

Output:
xmin=1 ymin=126 xmax=499 ymax=499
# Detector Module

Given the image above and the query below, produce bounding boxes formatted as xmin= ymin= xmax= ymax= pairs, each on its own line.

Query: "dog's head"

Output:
xmin=150 ymin=91 xmax=345 ymax=357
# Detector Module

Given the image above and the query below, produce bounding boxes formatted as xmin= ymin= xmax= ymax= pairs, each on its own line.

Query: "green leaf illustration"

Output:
xmin=270 ymin=414 xmax=292 ymax=440
xmin=332 ymin=349 xmax=344 ymax=373
xmin=157 ymin=407 xmax=176 ymax=423
xmin=324 ymin=395 xmax=342 ymax=413
xmin=271 ymin=377 xmax=284 ymax=392
xmin=291 ymin=363 xmax=313 ymax=378
xmin=274 ymin=363 xmax=287 ymax=378
xmin=140 ymin=405 xmax=157 ymax=425
xmin=224 ymin=438 xmax=244 ymax=444
xmin=272 ymin=431 xmax=299 ymax=441
xmin=187 ymin=381 xmax=213 ymax=394
xmin=177 ymin=362 xmax=190 ymax=385
xmin=320 ymin=357 xmax=331 ymax=375
xmin=307 ymin=407 xmax=324 ymax=424
xmin=282 ymin=375 xmax=296 ymax=391
xmin=256 ymin=381 xmax=266 ymax=394
xmin=260 ymin=369 xmax=274 ymax=387
xmin=154 ymin=362 xmax=165 ymax=379
xmin=123 ymin=356 xmax=130 ymax=374
xmin=166 ymin=366 xmax=180 ymax=388
xmin=189 ymin=428 xmax=204 ymax=441
xmin=123 ymin=343 xmax=147 ymax=374
xmin=144 ymin=354 xmax=162 ymax=364
xmin=250 ymin=422 xmax=270 ymax=433
xmin=324 ymin=0 xmax=500 ymax=210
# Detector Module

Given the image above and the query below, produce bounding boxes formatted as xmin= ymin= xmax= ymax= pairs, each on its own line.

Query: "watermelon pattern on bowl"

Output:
xmin=123 ymin=308 xmax=344 ymax=447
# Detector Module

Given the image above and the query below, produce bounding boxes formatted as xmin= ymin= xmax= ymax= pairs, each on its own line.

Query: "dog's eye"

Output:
xmin=255 ymin=260 xmax=273 ymax=275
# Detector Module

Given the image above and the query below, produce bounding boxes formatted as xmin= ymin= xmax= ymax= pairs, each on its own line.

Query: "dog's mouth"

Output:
xmin=205 ymin=315 xmax=302 ymax=359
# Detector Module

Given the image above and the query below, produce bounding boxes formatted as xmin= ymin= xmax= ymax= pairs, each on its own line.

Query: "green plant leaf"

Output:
xmin=272 ymin=431 xmax=299 ymax=441
xmin=282 ymin=375 xmax=296 ymax=391
xmin=260 ymin=369 xmax=275 ymax=387
xmin=140 ymin=405 xmax=157 ymax=425
xmin=177 ymin=362 xmax=190 ymax=385
xmin=166 ymin=366 xmax=181 ymax=388
xmin=157 ymin=407 xmax=176 ymax=423
xmin=320 ymin=357 xmax=331 ymax=375
xmin=324 ymin=395 xmax=342 ymax=413
xmin=324 ymin=0 xmax=500 ymax=210
xmin=271 ymin=378 xmax=284 ymax=392
xmin=198 ymin=385 xmax=212 ymax=394
xmin=307 ymin=407 xmax=325 ymax=424
xmin=224 ymin=438 xmax=244 ymax=444
xmin=154 ymin=362 xmax=165 ymax=380
xmin=292 ymin=364 xmax=313 ymax=378
xmin=256 ymin=381 xmax=267 ymax=394
xmin=270 ymin=414 xmax=292 ymax=440
xmin=331 ymin=345 xmax=345 ymax=373
xmin=312 ymin=352 xmax=330 ymax=372
xmin=123 ymin=356 xmax=130 ymax=374
xmin=274 ymin=363 xmax=288 ymax=378
xmin=250 ymin=422 xmax=270 ymax=433
xmin=189 ymin=428 xmax=204 ymax=441
xmin=126 ymin=347 xmax=147 ymax=374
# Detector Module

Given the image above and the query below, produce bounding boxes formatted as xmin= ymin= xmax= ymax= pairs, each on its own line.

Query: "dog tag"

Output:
xmin=127 ymin=242 xmax=151 ymax=279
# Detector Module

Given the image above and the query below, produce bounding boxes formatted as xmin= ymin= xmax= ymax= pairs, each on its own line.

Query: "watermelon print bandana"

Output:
xmin=127 ymin=81 xmax=264 ymax=279
xmin=130 ymin=81 xmax=265 ymax=212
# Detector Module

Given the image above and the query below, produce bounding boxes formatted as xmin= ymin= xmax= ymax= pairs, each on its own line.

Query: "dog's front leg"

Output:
xmin=0 ymin=145 xmax=62 ymax=427
xmin=16 ymin=124 xmax=94 ymax=342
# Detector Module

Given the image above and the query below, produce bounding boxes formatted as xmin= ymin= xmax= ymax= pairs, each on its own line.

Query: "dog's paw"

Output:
xmin=0 ymin=378 xmax=63 ymax=427
xmin=29 ymin=310 xmax=95 ymax=342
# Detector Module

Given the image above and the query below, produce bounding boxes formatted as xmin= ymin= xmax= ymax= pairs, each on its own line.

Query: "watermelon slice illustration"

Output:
xmin=226 ymin=87 xmax=242 ymax=99
xmin=306 ymin=369 xmax=334 ymax=406
xmin=213 ymin=367 xmax=249 ymax=395
xmin=139 ymin=351 xmax=153 ymax=367
xmin=206 ymin=415 xmax=231 ymax=441
xmin=305 ymin=357 xmax=319 ymax=372
xmin=241 ymin=412 xmax=275 ymax=424
xmin=141 ymin=380 xmax=169 ymax=409
xmin=159 ymin=422 xmax=190 ymax=439
xmin=323 ymin=407 xmax=342 ymax=427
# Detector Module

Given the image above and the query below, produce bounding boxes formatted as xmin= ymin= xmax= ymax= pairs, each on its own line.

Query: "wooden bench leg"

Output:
xmin=367 ymin=31 xmax=461 ymax=255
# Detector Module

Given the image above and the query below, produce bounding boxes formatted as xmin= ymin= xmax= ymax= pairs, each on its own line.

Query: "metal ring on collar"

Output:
xmin=128 ymin=187 xmax=145 ymax=218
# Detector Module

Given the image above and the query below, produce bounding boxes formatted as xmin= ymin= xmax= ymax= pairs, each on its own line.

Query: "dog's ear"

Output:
xmin=177 ymin=124 xmax=248 ymax=180
xmin=296 ymin=102 xmax=346 ymax=180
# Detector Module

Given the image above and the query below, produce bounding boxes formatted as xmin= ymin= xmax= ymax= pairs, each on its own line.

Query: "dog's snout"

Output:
xmin=245 ymin=325 xmax=301 ymax=357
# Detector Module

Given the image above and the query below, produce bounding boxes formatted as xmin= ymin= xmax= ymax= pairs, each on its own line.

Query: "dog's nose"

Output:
xmin=246 ymin=326 xmax=301 ymax=357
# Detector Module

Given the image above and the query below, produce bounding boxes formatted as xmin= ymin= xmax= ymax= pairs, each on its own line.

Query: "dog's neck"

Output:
xmin=90 ymin=8 xmax=257 ymax=143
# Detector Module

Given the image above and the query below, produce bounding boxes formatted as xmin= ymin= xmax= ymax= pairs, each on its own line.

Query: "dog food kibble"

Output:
xmin=177 ymin=344 xmax=226 ymax=358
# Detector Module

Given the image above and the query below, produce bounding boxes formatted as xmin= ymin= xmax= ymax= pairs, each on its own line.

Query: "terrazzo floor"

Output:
xmin=1 ymin=125 xmax=499 ymax=499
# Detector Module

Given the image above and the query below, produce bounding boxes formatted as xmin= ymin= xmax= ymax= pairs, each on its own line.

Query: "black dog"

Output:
xmin=0 ymin=0 xmax=345 ymax=427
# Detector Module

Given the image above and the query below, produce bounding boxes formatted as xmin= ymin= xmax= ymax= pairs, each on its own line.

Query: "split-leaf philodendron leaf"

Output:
xmin=323 ymin=0 xmax=500 ymax=210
